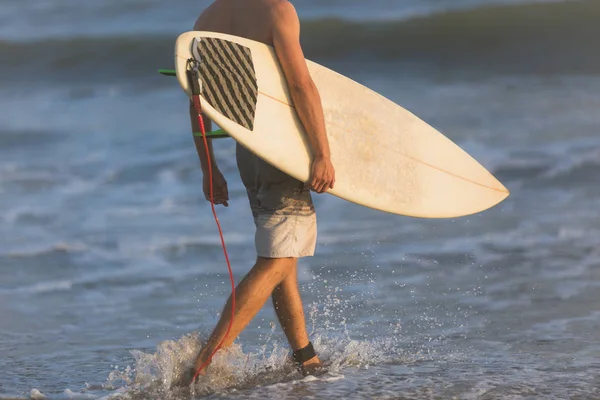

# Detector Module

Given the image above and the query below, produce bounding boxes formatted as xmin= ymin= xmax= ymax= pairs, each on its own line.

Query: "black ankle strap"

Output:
xmin=292 ymin=342 xmax=316 ymax=364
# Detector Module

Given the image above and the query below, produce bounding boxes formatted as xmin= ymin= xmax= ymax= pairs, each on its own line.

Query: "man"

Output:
xmin=186 ymin=0 xmax=335 ymax=382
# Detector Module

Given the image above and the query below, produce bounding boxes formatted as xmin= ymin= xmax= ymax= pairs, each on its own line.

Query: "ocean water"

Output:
xmin=2 ymin=0 xmax=600 ymax=399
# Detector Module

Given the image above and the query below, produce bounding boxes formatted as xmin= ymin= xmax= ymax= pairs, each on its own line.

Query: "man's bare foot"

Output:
xmin=171 ymin=366 xmax=195 ymax=388
xmin=191 ymin=348 xmax=213 ymax=378
xmin=171 ymin=348 xmax=213 ymax=388
xmin=291 ymin=341 xmax=323 ymax=376
xmin=300 ymin=355 xmax=323 ymax=376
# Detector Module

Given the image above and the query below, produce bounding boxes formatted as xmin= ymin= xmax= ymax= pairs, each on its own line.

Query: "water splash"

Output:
xmin=102 ymin=329 xmax=412 ymax=399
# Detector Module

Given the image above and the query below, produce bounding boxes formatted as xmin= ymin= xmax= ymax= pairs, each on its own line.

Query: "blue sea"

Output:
xmin=2 ymin=0 xmax=600 ymax=398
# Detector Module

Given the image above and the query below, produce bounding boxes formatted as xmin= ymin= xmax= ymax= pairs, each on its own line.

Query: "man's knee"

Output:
xmin=256 ymin=256 xmax=297 ymax=278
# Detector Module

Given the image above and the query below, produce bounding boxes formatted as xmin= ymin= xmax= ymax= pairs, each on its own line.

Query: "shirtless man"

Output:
xmin=186 ymin=0 xmax=335 ymax=382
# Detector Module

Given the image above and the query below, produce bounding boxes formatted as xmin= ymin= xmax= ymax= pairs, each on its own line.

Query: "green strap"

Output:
xmin=158 ymin=69 xmax=176 ymax=76
xmin=194 ymin=129 xmax=229 ymax=139
xmin=160 ymin=68 xmax=230 ymax=139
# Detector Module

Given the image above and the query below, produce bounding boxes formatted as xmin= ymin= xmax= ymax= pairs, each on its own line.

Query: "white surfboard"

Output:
xmin=174 ymin=31 xmax=509 ymax=218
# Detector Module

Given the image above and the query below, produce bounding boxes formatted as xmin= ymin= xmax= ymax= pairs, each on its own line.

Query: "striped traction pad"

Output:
xmin=191 ymin=37 xmax=259 ymax=131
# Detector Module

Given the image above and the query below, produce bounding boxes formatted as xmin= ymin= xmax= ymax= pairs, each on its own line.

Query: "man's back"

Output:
xmin=194 ymin=0 xmax=281 ymax=45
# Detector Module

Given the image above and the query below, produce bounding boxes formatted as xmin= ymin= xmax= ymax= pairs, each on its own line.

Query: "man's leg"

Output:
xmin=192 ymin=256 xmax=296 ymax=373
xmin=272 ymin=263 xmax=322 ymax=372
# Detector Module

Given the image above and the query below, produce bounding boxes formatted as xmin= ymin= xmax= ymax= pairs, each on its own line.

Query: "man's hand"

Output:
xmin=309 ymin=156 xmax=335 ymax=193
xmin=203 ymin=169 xmax=229 ymax=206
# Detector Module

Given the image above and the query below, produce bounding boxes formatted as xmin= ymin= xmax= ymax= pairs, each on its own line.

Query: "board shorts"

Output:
xmin=236 ymin=143 xmax=317 ymax=258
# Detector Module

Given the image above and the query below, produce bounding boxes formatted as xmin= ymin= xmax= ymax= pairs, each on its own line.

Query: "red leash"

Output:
xmin=188 ymin=68 xmax=236 ymax=382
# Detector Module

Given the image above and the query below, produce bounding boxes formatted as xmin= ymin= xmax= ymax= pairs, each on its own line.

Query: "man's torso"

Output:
xmin=192 ymin=0 xmax=317 ymax=258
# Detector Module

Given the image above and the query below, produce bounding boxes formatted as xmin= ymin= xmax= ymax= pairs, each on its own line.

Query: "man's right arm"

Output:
xmin=271 ymin=1 xmax=335 ymax=193
xmin=189 ymin=10 xmax=229 ymax=207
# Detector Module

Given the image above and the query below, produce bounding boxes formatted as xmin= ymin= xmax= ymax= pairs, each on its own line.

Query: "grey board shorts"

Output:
xmin=236 ymin=143 xmax=317 ymax=258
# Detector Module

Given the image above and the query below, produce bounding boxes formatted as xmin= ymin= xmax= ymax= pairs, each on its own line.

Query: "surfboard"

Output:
xmin=173 ymin=31 xmax=509 ymax=218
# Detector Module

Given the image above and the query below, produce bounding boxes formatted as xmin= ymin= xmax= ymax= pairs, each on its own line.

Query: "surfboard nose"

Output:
xmin=494 ymin=177 xmax=510 ymax=196
xmin=451 ymin=172 xmax=511 ymax=217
